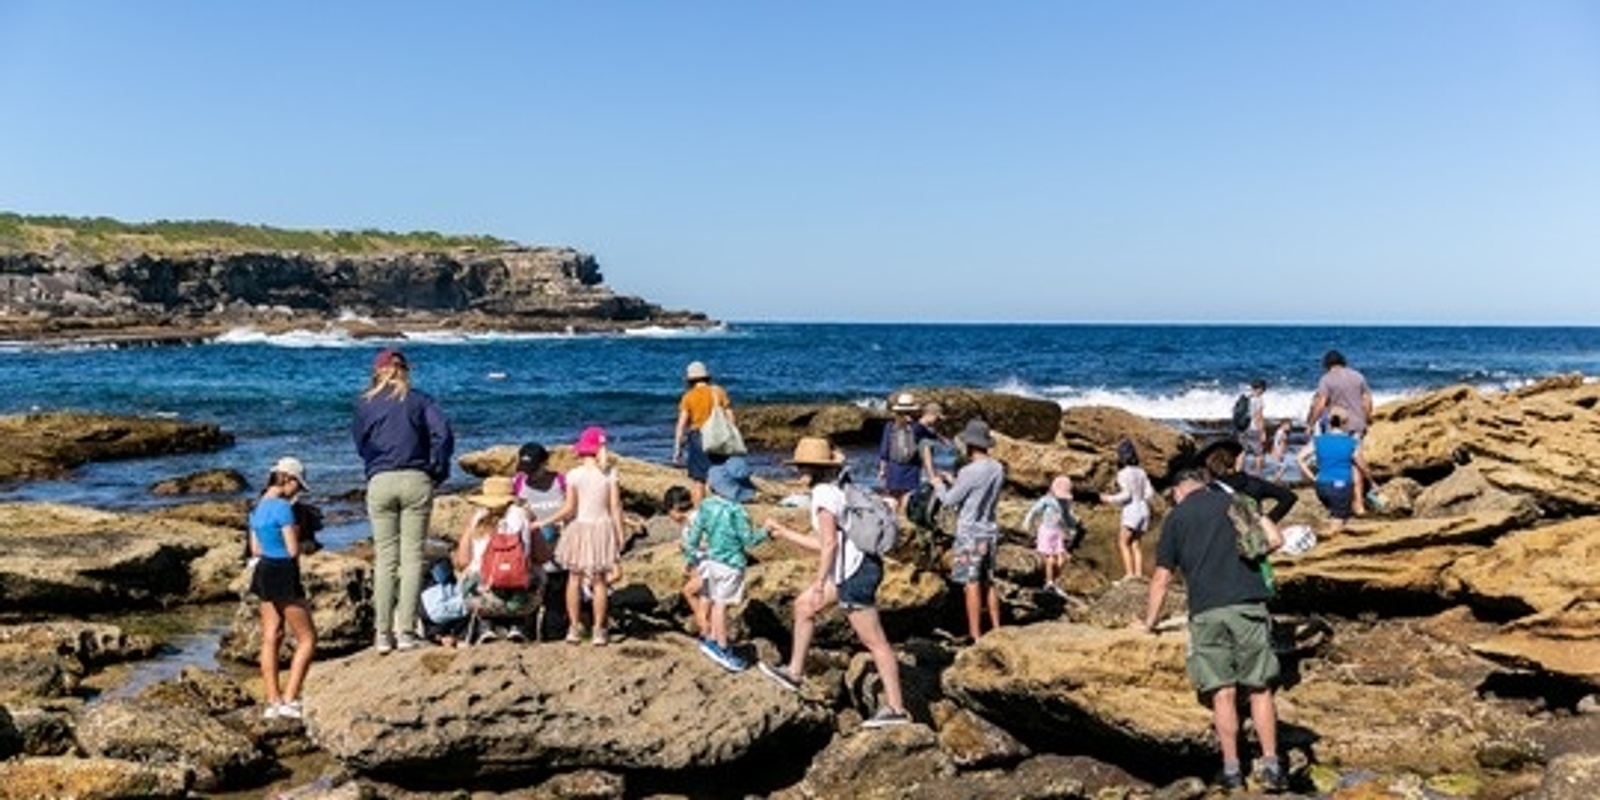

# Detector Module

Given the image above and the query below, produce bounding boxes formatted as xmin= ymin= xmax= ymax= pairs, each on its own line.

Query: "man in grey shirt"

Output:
xmin=1306 ymin=349 xmax=1375 ymax=513
xmin=931 ymin=419 xmax=1006 ymax=644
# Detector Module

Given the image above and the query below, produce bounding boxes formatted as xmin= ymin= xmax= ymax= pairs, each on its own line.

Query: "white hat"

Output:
xmin=890 ymin=392 xmax=920 ymax=413
xmin=273 ymin=456 xmax=310 ymax=491
xmin=1279 ymin=524 xmax=1317 ymax=556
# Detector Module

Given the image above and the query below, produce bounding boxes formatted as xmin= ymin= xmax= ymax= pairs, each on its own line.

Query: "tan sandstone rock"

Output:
xmin=304 ymin=636 xmax=831 ymax=782
xmin=1364 ymin=377 xmax=1600 ymax=515
xmin=1058 ymin=406 xmax=1193 ymax=484
xmin=0 ymin=503 xmax=241 ymax=613
xmin=1471 ymin=596 xmax=1600 ymax=684
xmin=1441 ymin=517 xmax=1600 ymax=618
xmin=74 ymin=698 xmax=268 ymax=791
xmin=0 ymin=412 xmax=232 ymax=482
xmin=0 ymin=756 xmax=192 ymax=799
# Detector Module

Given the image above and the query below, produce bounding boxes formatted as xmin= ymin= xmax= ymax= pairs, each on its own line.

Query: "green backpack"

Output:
xmin=1216 ymin=482 xmax=1275 ymax=595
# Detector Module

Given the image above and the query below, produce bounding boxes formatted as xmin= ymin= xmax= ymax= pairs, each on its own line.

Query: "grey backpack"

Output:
xmin=838 ymin=483 xmax=900 ymax=555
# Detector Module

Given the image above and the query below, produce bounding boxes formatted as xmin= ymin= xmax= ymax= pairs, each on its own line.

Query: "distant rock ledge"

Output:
xmin=0 ymin=245 xmax=711 ymax=343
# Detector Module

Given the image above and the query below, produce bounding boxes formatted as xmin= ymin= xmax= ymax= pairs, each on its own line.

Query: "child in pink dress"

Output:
xmin=537 ymin=427 xmax=625 ymax=645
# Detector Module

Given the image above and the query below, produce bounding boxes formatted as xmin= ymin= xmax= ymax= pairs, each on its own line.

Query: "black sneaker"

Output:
xmin=757 ymin=662 xmax=801 ymax=693
xmin=1255 ymin=761 xmax=1288 ymax=793
xmin=1215 ymin=770 xmax=1245 ymax=792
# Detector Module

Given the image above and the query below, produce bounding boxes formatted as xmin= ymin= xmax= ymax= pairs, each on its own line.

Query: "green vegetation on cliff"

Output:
xmin=0 ymin=212 xmax=512 ymax=258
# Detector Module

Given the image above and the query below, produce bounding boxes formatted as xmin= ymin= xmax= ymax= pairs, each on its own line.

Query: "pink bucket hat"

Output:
xmin=574 ymin=426 xmax=607 ymax=457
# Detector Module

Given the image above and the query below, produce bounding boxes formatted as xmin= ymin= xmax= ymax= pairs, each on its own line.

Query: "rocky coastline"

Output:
xmin=1 ymin=379 xmax=1598 ymax=798
xmin=0 ymin=242 xmax=712 ymax=345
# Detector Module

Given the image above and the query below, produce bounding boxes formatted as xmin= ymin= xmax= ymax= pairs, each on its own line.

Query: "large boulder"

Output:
xmin=74 ymin=698 xmax=269 ymax=791
xmin=0 ymin=503 xmax=241 ymax=613
xmin=1271 ymin=510 xmax=1527 ymax=613
xmin=944 ymin=618 xmax=1536 ymax=776
xmin=148 ymin=468 xmax=248 ymax=497
xmin=219 ymin=549 xmax=373 ymax=663
xmin=0 ymin=412 xmax=232 ymax=482
xmin=1470 ymin=596 xmax=1600 ymax=686
xmin=768 ymin=724 xmax=957 ymax=800
xmin=1058 ymin=407 xmax=1192 ymax=484
xmin=1441 ymin=517 xmax=1600 ymax=618
xmin=1364 ymin=377 xmax=1600 ymax=515
xmin=990 ymin=433 xmax=1101 ymax=495
xmin=1413 ymin=465 xmax=1540 ymax=523
xmin=904 ymin=388 xmax=1063 ymax=444
xmin=736 ymin=403 xmax=887 ymax=450
xmin=305 ymin=637 xmax=832 ymax=785
xmin=0 ymin=756 xmax=191 ymax=799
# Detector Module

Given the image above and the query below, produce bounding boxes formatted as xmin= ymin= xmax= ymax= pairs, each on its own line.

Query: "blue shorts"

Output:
xmin=684 ymin=429 xmax=712 ymax=482
xmin=838 ymin=554 xmax=883 ymax=610
xmin=1316 ymin=480 xmax=1354 ymax=520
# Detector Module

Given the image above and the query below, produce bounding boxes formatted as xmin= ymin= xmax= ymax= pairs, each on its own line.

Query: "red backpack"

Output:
xmin=480 ymin=530 xmax=531 ymax=592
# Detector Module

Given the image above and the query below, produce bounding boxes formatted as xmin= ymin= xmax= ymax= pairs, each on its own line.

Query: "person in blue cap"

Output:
xmin=680 ymin=455 xmax=768 ymax=671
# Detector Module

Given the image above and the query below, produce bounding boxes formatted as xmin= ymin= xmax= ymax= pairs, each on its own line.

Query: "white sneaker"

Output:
xmin=277 ymin=700 xmax=304 ymax=720
xmin=374 ymin=632 xmax=395 ymax=655
xmin=262 ymin=702 xmax=282 ymax=720
xmin=395 ymin=632 xmax=426 ymax=651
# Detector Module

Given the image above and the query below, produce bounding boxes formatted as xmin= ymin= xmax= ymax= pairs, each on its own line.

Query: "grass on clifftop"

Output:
xmin=0 ymin=212 xmax=513 ymax=259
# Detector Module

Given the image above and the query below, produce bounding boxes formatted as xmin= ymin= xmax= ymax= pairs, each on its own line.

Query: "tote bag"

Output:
xmin=699 ymin=400 xmax=746 ymax=456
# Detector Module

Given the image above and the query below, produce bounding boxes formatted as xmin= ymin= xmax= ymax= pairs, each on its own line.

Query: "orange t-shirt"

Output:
xmin=679 ymin=384 xmax=730 ymax=429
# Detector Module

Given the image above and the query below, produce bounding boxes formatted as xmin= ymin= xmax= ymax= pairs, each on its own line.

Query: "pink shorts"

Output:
xmin=1036 ymin=525 xmax=1066 ymax=557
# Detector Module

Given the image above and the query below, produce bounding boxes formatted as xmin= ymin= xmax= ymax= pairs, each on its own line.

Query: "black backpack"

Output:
xmin=1231 ymin=394 xmax=1252 ymax=432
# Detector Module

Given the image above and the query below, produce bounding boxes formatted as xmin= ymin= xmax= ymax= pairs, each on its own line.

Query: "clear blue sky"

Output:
xmin=2 ymin=2 xmax=1597 ymax=323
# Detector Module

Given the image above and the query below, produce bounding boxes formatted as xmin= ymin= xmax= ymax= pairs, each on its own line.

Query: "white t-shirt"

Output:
xmin=810 ymin=483 xmax=863 ymax=583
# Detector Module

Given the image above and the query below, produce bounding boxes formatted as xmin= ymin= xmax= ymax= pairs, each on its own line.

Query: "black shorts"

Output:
xmin=251 ymin=557 xmax=306 ymax=603
xmin=1316 ymin=481 xmax=1354 ymax=520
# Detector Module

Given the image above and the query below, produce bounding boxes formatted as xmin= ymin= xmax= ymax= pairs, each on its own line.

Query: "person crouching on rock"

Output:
xmin=249 ymin=456 xmax=318 ymax=721
xmin=456 ymin=476 xmax=542 ymax=643
xmin=757 ymin=437 xmax=911 ymax=729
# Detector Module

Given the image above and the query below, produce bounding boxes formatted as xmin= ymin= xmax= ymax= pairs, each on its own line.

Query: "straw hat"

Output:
xmin=787 ymin=436 xmax=845 ymax=467
xmin=272 ymin=456 xmax=311 ymax=491
xmin=465 ymin=476 xmax=517 ymax=509
xmin=685 ymin=361 xmax=710 ymax=381
xmin=890 ymin=392 xmax=920 ymax=413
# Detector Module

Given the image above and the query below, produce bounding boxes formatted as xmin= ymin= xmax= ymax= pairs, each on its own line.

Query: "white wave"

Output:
xmin=991 ymin=376 xmax=1047 ymax=400
xmin=211 ymin=326 xmax=361 ymax=348
xmin=622 ymin=322 xmax=730 ymax=338
xmin=1040 ymin=385 xmax=1430 ymax=422
xmin=336 ymin=309 xmax=375 ymax=325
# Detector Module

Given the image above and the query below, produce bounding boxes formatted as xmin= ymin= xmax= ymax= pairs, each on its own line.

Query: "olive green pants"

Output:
xmin=367 ymin=469 xmax=434 ymax=637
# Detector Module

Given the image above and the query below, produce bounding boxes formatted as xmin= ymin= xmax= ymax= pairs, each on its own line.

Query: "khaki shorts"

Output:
xmin=1186 ymin=603 xmax=1279 ymax=696
xmin=697 ymin=560 xmax=746 ymax=605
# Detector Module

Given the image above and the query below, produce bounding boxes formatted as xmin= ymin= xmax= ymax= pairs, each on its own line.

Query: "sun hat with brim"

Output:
xmin=708 ymin=455 xmax=758 ymax=502
xmin=273 ymin=456 xmax=310 ymax=491
xmin=1196 ymin=438 xmax=1244 ymax=466
xmin=787 ymin=436 xmax=845 ymax=467
xmin=956 ymin=419 xmax=996 ymax=450
xmin=685 ymin=361 xmax=710 ymax=381
xmin=890 ymin=392 xmax=920 ymax=413
xmin=466 ymin=476 xmax=517 ymax=509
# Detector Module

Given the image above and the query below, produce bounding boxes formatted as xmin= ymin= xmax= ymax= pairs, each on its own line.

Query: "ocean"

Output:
xmin=2 ymin=323 xmax=1596 ymax=547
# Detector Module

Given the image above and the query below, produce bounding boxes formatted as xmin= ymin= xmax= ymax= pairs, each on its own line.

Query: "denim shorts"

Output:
xmin=1316 ymin=480 xmax=1354 ymax=520
xmin=838 ymin=554 xmax=883 ymax=610
xmin=684 ymin=430 xmax=712 ymax=481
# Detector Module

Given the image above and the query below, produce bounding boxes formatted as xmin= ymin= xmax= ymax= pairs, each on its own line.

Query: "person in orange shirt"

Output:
xmin=672 ymin=360 xmax=734 ymax=505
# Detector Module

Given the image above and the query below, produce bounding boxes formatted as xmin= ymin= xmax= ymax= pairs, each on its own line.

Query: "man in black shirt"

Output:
xmin=1141 ymin=463 xmax=1288 ymax=793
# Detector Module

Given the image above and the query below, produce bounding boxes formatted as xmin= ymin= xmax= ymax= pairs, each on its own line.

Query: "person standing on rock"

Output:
xmin=1140 ymin=460 xmax=1288 ymax=793
xmin=537 ymin=426 xmax=626 ymax=646
xmin=353 ymin=348 xmax=455 ymax=654
xmin=757 ymin=437 xmax=911 ymax=728
xmin=1241 ymin=379 xmax=1268 ymax=477
xmin=931 ymin=419 xmax=1006 ymax=644
xmin=1306 ymin=349 xmax=1374 ymax=514
xmin=877 ymin=392 xmax=938 ymax=514
xmin=1102 ymin=439 xmax=1155 ymax=584
xmin=249 ymin=456 xmax=318 ymax=720
xmin=673 ymin=360 xmax=734 ymax=506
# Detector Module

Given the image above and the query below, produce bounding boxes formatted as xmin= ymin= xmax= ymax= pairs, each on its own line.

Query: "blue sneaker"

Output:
xmin=698 ymin=638 xmax=722 ymax=666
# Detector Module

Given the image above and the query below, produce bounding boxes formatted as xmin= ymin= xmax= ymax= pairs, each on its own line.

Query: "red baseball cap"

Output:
xmin=373 ymin=348 xmax=407 ymax=370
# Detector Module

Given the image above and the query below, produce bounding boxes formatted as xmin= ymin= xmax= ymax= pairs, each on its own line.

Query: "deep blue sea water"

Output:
xmin=2 ymin=323 xmax=1597 ymax=545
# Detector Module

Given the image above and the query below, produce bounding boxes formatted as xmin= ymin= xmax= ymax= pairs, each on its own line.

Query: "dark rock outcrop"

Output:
xmin=0 ymin=412 xmax=232 ymax=482
xmin=0 ymin=246 xmax=708 ymax=340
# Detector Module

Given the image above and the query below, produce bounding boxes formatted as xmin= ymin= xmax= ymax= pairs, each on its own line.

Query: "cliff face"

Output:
xmin=0 ymin=246 xmax=708 ymax=337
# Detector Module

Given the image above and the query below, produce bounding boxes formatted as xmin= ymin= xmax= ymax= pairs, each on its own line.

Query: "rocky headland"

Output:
xmin=0 ymin=214 xmax=711 ymax=343
xmin=0 ymin=379 xmax=1598 ymax=798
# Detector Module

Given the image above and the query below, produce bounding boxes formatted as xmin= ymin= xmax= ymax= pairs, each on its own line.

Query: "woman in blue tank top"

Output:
xmin=1297 ymin=407 xmax=1368 ymax=533
xmin=248 ymin=456 xmax=319 ymax=721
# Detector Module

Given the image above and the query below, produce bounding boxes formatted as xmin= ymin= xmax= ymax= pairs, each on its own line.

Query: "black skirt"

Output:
xmin=250 ymin=557 xmax=306 ymax=603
